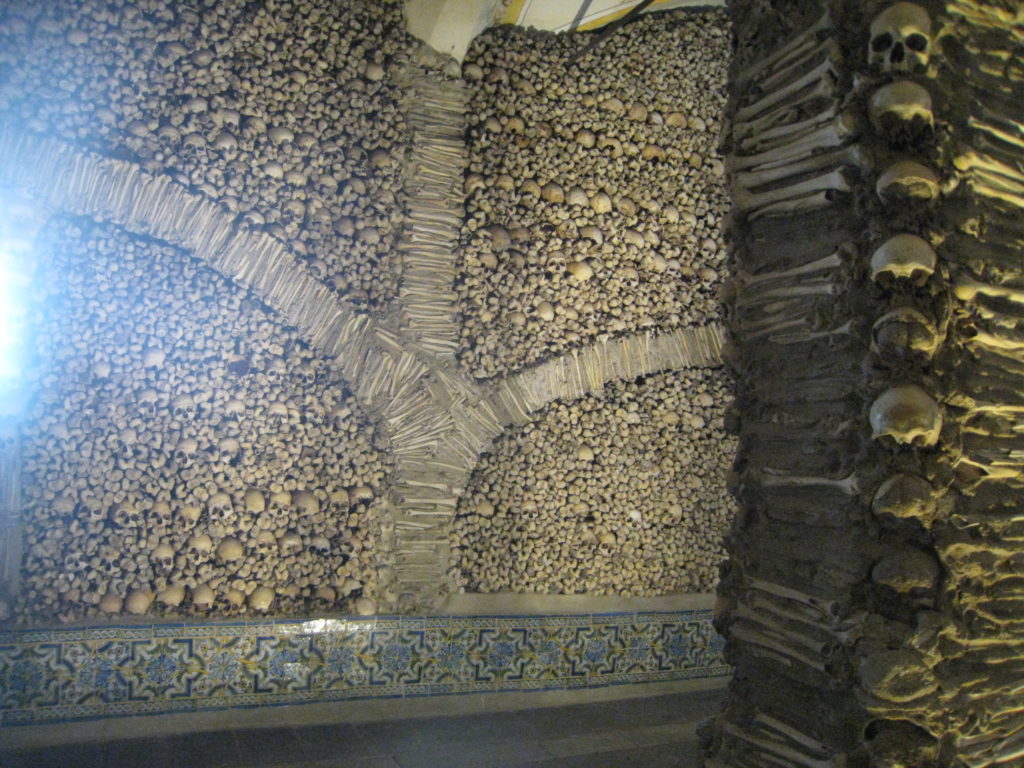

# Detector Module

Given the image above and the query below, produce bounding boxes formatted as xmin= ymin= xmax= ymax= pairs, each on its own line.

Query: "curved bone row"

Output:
xmin=15 ymin=219 xmax=389 ymax=622
xmin=452 ymin=369 xmax=736 ymax=596
xmin=457 ymin=11 xmax=730 ymax=379
xmin=709 ymin=2 xmax=1024 ymax=766
xmin=0 ymin=0 xmax=413 ymax=306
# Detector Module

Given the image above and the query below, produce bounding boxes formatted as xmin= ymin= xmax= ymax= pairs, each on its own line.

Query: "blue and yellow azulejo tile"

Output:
xmin=0 ymin=609 xmax=728 ymax=726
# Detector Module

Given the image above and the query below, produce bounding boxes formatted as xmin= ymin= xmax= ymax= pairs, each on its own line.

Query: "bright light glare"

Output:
xmin=0 ymin=249 xmax=32 ymax=411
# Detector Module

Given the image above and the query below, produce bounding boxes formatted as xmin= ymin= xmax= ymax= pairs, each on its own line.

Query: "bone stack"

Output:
xmin=15 ymin=220 xmax=389 ymax=622
xmin=452 ymin=369 xmax=736 ymax=596
xmin=393 ymin=47 xmax=467 ymax=361
xmin=457 ymin=11 xmax=730 ymax=379
xmin=708 ymin=1 xmax=1024 ymax=765
xmin=0 ymin=0 xmax=415 ymax=306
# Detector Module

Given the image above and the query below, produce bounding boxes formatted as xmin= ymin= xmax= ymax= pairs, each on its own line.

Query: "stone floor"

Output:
xmin=1 ymin=689 xmax=722 ymax=767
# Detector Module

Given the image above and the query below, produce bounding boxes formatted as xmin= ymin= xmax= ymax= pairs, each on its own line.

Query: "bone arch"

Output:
xmin=0 ymin=127 xmax=728 ymax=611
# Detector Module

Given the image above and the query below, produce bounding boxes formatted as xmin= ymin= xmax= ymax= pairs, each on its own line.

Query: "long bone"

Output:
xmin=738 ymin=251 xmax=845 ymax=288
xmin=760 ymin=39 xmax=841 ymax=95
xmin=749 ymin=578 xmax=842 ymax=620
xmin=734 ymin=88 xmax=840 ymax=150
xmin=759 ymin=469 xmax=860 ymax=495
xmin=733 ymin=604 xmax=839 ymax=656
xmin=752 ymin=713 xmax=833 ymax=758
xmin=719 ymin=721 xmax=846 ymax=768
xmin=734 ymin=145 xmax=868 ymax=191
xmin=730 ymin=113 xmax=860 ymax=172
xmin=734 ymin=169 xmax=850 ymax=215
xmin=734 ymin=11 xmax=833 ymax=90
xmin=735 ymin=58 xmax=839 ymax=125
xmin=740 ymin=104 xmax=840 ymax=154
xmin=730 ymin=623 xmax=829 ymax=673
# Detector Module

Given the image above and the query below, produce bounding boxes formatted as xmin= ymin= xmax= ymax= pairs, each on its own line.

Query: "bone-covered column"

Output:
xmin=707 ymin=1 xmax=1024 ymax=765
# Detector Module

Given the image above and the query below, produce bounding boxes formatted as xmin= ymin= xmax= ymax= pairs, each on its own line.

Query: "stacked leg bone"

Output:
xmin=17 ymin=220 xmax=389 ymax=622
xmin=710 ymin=1 xmax=1024 ymax=765
xmin=458 ymin=11 xmax=730 ymax=379
xmin=0 ymin=0 xmax=414 ymax=305
xmin=931 ymin=2 xmax=1024 ymax=764
xmin=708 ymin=5 xmax=880 ymax=765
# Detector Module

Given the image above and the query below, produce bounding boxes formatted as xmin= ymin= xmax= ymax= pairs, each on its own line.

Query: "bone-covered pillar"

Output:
xmin=707 ymin=1 xmax=1024 ymax=765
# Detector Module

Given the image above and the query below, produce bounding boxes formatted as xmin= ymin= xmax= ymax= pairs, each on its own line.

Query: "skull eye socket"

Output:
xmin=871 ymin=32 xmax=894 ymax=52
xmin=906 ymin=33 xmax=928 ymax=52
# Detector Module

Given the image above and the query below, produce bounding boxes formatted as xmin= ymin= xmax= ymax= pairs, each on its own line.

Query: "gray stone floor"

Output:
xmin=1 ymin=690 xmax=721 ymax=767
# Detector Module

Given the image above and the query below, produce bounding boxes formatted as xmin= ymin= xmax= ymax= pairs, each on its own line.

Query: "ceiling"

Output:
xmin=405 ymin=0 xmax=724 ymax=61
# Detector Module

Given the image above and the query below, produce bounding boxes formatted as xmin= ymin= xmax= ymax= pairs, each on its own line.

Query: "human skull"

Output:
xmin=328 ymin=404 xmax=351 ymax=430
xmin=191 ymin=584 xmax=215 ymax=611
xmin=292 ymin=490 xmax=320 ymax=518
xmin=248 ymin=586 xmax=275 ymax=611
xmin=174 ymin=438 xmax=199 ymax=468
xmin=111 ymin=500 xmax=141 ymax=528
xmin=868 ymin=81 xmax=934 ymax=146
xmin=188 ymin=533 xmax=214 ymax=557
xmin=869 ymin=385 xmax=942 ymax=447
xmin=113 ymin=428 xmax=138 ymax=460
xmin=872 ymin=308 xmax=940 ymax=359
xmin=254 ymin=529 xmax=277 ymax=555
xmin=136 ymin=388 xmax=160 ymax=417
xmin=215 ymin=437 xmax=240 ymax=465
xmin=150 ymin=501 xmax=173 ymax=529
xmin=207 ymin=492 xmax=234 ymax=524
xmin=269 ymin=491 xmax=292 ymax=521
xmin=870 ymin=234 xmax=937 ymax=287
xmin=151 ymin=542 xmax=175 ymax=573
xmin=869 ymin=3 xmax=932 ymax=73
xmin=243 ymin=489 xmax=266 ymax=516
xmin=279 ymin=531 xmax=303 ymax=556
xmin=178 ymin=504 xmax=202 ymax=531
xmin=327 ymin=489 xmax=350 ymax=515
xmin=216 ymin=537 xmax=244 ymax=562
xmin=223 ymin=398 xmax=245 ymax=420
xmin=309 ymin=535 xmax=331 ymax=556
xmin=171 ymin=393 xmax=196 ymax=420
xmin=265 ymin=356 xmax=287 ymax=378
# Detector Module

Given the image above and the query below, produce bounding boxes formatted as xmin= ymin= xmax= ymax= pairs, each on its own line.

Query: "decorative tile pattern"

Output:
xmin=0 ymin=610 xmax=728 ymax=727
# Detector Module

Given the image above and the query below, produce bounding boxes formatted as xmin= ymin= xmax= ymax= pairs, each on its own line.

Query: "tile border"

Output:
xmin=0 ymin=609 xmax=728 ymax=728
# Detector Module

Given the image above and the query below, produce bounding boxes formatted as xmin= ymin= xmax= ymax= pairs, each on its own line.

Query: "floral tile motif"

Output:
xmin=251 ymin=635 xmax=319 ymax=694
xmin=567 ymin=625 xmax=622 ymax=678
xmin=0 ymin=609 xmax=728 ymax=726
xmin=523 ymin=626 xmax=575 ymax=680
xmin=470 ymin=627 xmax=530 ymax=682
xmin=0 ymin=642 xmax=62 ymax=709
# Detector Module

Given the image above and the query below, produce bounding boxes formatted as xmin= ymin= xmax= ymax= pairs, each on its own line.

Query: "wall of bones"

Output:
xmin=17 ymin=219 xmax=390 ymax=622
xmin=0 ymin=0 xmax=412 ymax=306
xmin=708 ymin=0 xmax=1024 ymax=766
xmin=457 ymin=12 xmax=730 ymax=379
xmin=453 ymin=369 xmax=734 ymax=596
xmin=0 ymin=0 xmax=738 ymax=623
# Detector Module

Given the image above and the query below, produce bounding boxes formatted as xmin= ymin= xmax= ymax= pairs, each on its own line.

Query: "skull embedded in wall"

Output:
xmin=868 ymin=81 xmax=934 ymax=146
xmin=292 ymin=490 xmax=320 ymax=518
xmin=207 ymin=492 xmax=234 ymax=525
xmin=171 ymin=394 xmax=196 ymax=420
xmin=174 ymin=438 xmax=199 ymax=468
xmin=215 ymin=437 xmax=240 ymax=465
xmin=869 ymin=385 xmax=942 ymax=447
xmin=868 ymin=3 xmax=932 ymax=74
xmin=136 ymin=388 xmax=160 ymax=417
xmin=268 ymin=491 xmax=292 ymax=524
xmin=150 ymin=501 xmax=173 ymax=530
xmin=111 ymin=500 xmax=141 ymax=528
xmin=243 ymin=489 xmax=266 ymax=517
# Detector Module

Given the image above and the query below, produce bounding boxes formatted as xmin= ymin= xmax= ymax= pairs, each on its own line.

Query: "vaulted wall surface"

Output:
xmin=0 ymin=0 xmax=736 ymax=625
xmin=708 ymin=1 xmax=1024 ymax=765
